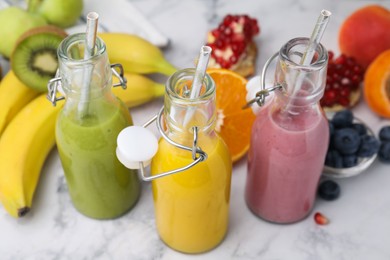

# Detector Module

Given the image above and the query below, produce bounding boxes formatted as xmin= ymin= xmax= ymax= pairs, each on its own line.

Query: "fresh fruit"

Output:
xmin=0 ymin=7 xmax=47 ymax=58
xmin=314 ymin=212 xmax=329 ymax=225
xmin=339 ymin=5 xmax=390 ymax=69
xmin=0 ymin=71 xmax=40 ymax=135
xmin=27 ymin=0 xmax=83 ymax=28
xmin=99 ymin=33 xmax=177 ymax=76
xmin=321 ymin=51 xmax=364 ymax=111
xmin=325 ymin=110 xmax=380 ymax=168
xmin=0 ymin=94 xmax=62 ymax=217
xmin=363 ymin=49 xmax=390 ymax=118
xmin=343 ymin=154 xmax=358 ymax=168
xmin=357 ymin=135 xmax=380 ymax=157
xmin=325 ymin=149 xmax=343 ymax=168
xmin=206 ymin=14 xmax=260 ymax=77
xmin=207 ymin=68 xmax=256 ymax=162
xmin=318 ymin=180 xmax=341 ymax=201
xmin=378 ymin=142 xmax=390 ymax=163
xmin=112 ymin=72 xmax=165 ymax=107
xmin=332 ymin=128 xmax=361 ymax=155
xmin=331 ymin=109 xmax=354 ymax=128
xmin=352 ymin=123 xmax=367 ymax=136
xmin=11 ymin=26 xmax=67 ymax=92
xmin=379 ymin=126 xmax=390 ymax=141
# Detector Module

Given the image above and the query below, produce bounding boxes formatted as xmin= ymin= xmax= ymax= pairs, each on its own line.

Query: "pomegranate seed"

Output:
xmin=335 ymin=54 xmax=346 ymax=65
xmin=339 ymin=86 xmax=351 ymax=97
xmin=224 ymin=27 xmax=232 ymax=36
xmin=328 ymin=51 xmax=334 ymax=61
xmin=338 ymin=96 xmax=350 ymax=106
xmin=229 ymin=55 xmax=238 ymax=64
xmin=314 ymin=212 xmax=329 ymax=225
xmin=215 ymin=39 xmax=224 ymax=49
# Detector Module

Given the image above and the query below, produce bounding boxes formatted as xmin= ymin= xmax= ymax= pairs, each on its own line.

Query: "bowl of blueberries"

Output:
xmin=323 ymin=109 xmax=383 ymax=178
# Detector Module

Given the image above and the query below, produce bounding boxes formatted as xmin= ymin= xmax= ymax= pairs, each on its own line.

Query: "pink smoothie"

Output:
xmin=245 ymin=106 xmax=329 ymax=223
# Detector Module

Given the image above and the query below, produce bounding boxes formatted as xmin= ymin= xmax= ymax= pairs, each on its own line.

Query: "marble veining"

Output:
xmin=1 ymin=0 xmax=390 ymax=259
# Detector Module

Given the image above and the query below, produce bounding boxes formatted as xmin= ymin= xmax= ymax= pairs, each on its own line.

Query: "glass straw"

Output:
xmin=78 ymin=12 xmax=99 ymax=117
xmin=286 ymin=10 xmax=331 ymax=108
xmin=182 ymin=46 xmax=212 ymax=127
xmin=300 ymin=10 xmax=332 ymax=66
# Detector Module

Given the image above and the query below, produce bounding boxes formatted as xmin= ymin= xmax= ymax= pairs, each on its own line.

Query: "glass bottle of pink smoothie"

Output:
xmin=245 ymin=37 xmax=329 ymax=224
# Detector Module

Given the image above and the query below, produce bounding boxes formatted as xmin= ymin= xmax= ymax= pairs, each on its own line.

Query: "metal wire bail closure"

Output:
xmin=117 ymin=106 xmax=208 ymax=182
xmin=47 ymin=69 xmax=65 ymax=106
xmin=111 ymin=63 xmax=127 ymax=89
xmin=46 ymin=64 xmax=127 ymax=106
xmin=245 ymin=52 xmax=283 ymax=108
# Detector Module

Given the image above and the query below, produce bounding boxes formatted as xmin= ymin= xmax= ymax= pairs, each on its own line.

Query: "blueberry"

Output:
xmin=357 ymin=135 xmax=380 ymax=157
xmin=379 ymin=126 xmax=390 ymax=142
xmin=331 ymin=110 xmax=354 ymax=128
xmin=342 ymin=154 xmax=358 ymax=168
xmin=325 ymin=149 xmax=343 ymax=168
xmin=378 ymin=142 xmax=390 ymax=163
xmin=352 ymin=123 xmax=367 ymax=136
xmin=332 ymin=128 xmax=361 ymax=155
xmin=318 ymin=180 xmax=341 ymax=201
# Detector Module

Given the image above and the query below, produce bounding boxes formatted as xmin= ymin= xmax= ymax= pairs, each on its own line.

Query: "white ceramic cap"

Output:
xmin=116 ymin=126 xmax=158 ymax=169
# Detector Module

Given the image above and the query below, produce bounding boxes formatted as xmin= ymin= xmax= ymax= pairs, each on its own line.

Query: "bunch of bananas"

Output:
xmin=0 ymin=33 xmax=176 ymax=218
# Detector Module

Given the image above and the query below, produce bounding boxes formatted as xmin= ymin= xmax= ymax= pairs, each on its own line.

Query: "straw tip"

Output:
xmin=87 ymin=12 xmax=99 ymax=20
xmin=201 ymin=45 xmax=212 ymax=54
xmin=321 ymin=10 xmax=332 ymax=17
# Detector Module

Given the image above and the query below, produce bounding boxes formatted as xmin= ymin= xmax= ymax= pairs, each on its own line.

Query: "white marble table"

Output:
xmin=1 ymin=0 xmax=390 ymax=259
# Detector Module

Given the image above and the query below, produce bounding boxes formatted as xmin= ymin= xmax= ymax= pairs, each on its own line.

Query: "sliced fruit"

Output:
xmin=321 ymin=51 xmax=364 ymax=111
xmin=11 ymin=25 xmax=68 ymax=92
xmin=364 ymin=49 xmax=390 ymax=118
xmin=206 ymin=14 xmax=260 ymax=77
xmin=314 ymin=212 xmax=329 ymax=225
xmin=207 ymin=68 xmax=256 ymax=163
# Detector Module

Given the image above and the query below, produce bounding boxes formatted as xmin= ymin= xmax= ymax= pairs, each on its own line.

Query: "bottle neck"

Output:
xmin=274 ymin=37 xmax=328 ymax=114
xmin=164 ymin=68 xmax=217 ymax=136
xmin=57 ymin=33 xmax=113 ymax=101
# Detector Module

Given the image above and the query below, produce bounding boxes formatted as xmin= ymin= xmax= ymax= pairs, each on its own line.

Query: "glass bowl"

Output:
xmin=322 ymin=114 xmax=377 ymax=179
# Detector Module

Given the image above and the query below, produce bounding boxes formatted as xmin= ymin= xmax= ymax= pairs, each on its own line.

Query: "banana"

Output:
xmin=0 ymin=94 xmax=62 ymax=217
xmin=113 ymin=72 xmax=165 ymax=107
xmin=99 ymin=33 xmax=177 ymax=76
xmin=0 ymin=71 xmax=39 ymax=135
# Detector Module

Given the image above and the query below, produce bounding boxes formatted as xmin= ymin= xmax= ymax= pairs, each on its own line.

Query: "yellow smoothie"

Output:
xmin=151 ymin=132 xmax=232 ymax=253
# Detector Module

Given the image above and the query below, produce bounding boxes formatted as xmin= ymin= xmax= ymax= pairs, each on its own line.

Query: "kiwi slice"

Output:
xmin=11 ymin=25 xmax=67 ymax=92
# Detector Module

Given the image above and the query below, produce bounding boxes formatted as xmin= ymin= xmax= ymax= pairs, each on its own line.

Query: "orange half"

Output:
xmin=208 ymin=68 xmax=256 ymax=163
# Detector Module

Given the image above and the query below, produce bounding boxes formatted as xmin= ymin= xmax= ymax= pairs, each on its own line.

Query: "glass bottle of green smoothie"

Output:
xmin=51 ymin=33 xmax=140 ymax=219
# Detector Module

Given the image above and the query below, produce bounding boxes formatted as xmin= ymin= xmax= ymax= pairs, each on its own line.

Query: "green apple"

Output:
xmin=0 ymin=7 xmax=47 ymax=58
xmin=28 ymin=0 xmax=83 ymax=28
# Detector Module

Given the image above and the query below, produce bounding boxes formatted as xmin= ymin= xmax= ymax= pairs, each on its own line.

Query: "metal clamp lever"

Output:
xmin=111 ymin=63 xmax=127 ymax=89
xmin=47 ymin=76 xmax=64 ymax=106
xmin=136 ymin=107 xmax=208 ymax=182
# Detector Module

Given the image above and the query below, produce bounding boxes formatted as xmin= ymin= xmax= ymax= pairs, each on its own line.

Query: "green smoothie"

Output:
xmin=56 ymin=99 xmax=140 ymax=219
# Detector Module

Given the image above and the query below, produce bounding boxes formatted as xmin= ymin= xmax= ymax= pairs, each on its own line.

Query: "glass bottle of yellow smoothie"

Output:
xmin=51 ymin=33 xmax=140 ymax=219
xmin=150 ymin=68 xmax=232 ymax=253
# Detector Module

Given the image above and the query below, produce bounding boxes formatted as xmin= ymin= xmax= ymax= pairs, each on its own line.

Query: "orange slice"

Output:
xmin=208 ymin=68 xmax=256 ymax=163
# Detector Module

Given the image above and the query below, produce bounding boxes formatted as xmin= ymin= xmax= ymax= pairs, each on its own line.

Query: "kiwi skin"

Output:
xmin=11 ymin=25 xmax=67 ymax=92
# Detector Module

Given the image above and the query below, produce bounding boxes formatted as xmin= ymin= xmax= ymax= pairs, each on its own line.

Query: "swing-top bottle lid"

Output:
xmin=116 ymin=126 xmax=158 ymax=169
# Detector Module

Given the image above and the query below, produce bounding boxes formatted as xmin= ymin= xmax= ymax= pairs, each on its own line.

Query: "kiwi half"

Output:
xmin=11 ymin=25 xmax=67 ymax=92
